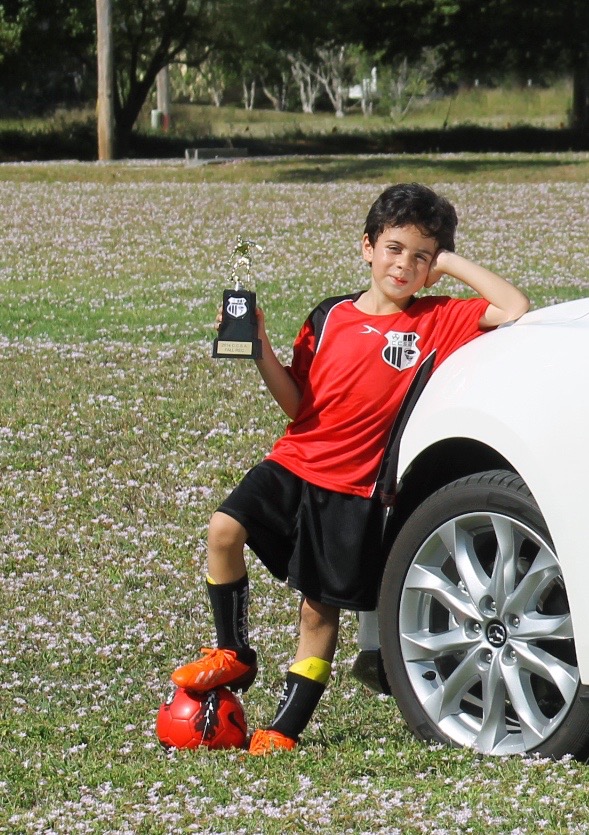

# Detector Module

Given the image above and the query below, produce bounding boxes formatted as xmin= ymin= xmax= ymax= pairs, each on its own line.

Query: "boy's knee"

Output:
xmin=208 ymin=511 xmax=247 ymax=552
xmin=299 ymin=598 xmax=339 ymax=633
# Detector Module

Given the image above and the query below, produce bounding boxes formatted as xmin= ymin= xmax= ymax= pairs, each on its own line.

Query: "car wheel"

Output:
xmin=378 ymin=470 xmax=589 ymax=757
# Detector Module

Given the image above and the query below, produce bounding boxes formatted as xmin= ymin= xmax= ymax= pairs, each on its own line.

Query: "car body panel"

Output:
xmin=395 ymin=299 xmax=589 ymax=678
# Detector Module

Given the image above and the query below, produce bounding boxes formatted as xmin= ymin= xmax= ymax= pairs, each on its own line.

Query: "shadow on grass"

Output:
xmin=1 ymin=122 xmax=588 ymax=166
xmin=269 ymin=153 xmax=589 ymax=184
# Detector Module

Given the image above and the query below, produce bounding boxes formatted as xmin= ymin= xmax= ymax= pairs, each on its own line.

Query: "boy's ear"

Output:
xmin=361 ymin=234 xmax=373 ymax=265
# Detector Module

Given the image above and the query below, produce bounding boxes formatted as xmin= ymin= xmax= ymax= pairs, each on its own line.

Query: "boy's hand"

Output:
xmin=255 ymin=307 xmax=269 ymax=342
xmin=424 ymin=249 xmax=448 ymax=288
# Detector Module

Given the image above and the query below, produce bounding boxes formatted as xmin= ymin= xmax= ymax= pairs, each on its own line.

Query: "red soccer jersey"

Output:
xmin=267 ymin=295 xmax=490 ymax=497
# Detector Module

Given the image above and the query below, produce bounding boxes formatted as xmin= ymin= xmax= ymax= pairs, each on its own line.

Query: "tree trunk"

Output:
xmin=242 ymin=78 xmax=255 ymax=110
xmin=571 ymin=58 xmax=589 ymax=132
xmin=288 ymin=54 xmax=320 ymax=114
xmin=115 ymin=77 xmax=153 ymax=156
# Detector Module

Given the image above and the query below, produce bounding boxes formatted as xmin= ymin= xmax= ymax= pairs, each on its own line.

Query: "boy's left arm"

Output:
xmin=427 ymin=251 xmax=530 ymax=328
xmin=254 ymin=307 xmax=303 ymax=419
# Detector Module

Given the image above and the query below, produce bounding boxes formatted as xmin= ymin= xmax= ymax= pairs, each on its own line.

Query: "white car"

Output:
xmin=354 ymin=298 xmax=589 ymax=758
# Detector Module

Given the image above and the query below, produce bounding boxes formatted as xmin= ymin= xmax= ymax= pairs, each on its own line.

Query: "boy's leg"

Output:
xmin=249 ymin=597 xmax=339 ymax=755
xmin=171 ymin=512 xmax=257 ymax=692
xmin=207 ymin=510 xmax=248 ymax=583
xmin=294 ymin=597 xmax=340 ymax=663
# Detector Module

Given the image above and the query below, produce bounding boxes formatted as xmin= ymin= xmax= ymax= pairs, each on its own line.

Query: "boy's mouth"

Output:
xmin=390 ymin=275 xmax=409 ymax=286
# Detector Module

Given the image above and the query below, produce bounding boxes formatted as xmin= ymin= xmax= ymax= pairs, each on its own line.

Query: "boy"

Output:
xmin=171 ymin=183 xmax=530 ymax=755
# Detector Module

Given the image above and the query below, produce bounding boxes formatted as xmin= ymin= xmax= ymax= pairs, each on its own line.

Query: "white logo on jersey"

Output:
xmin=360 ymin=324 xmax=421 ymax=371
xmin=360 ymin=324 xmax=382 ymax=336
xmin=382 ymin=331 xmax=420 ymax=370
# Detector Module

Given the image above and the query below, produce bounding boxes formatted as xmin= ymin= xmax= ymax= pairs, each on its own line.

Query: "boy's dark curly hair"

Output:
xmin=364 ymin=183 xmax=458 ymax=251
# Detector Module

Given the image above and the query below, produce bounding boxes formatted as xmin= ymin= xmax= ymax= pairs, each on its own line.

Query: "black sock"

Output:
xmin=269 ymin=671 xmax=327 ymax=741
xmin=206 ymin=575 xmax=256 ymax=664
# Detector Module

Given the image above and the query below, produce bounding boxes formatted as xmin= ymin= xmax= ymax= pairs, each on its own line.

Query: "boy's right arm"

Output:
xmin=426 ymin=250 xmax=530 ymax=327
xmin=255 ymin=308 xmax=302 ymax=420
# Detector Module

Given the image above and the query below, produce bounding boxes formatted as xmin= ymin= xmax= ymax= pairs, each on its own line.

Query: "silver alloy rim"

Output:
xmin=399 ymin=511 xmax=578 ymax=755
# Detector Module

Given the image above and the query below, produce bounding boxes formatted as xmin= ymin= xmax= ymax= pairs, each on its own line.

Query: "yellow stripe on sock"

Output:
xmin=206 ymin=575 xmax=217 ymax=585
xmin=289 ymin=657 xmax=331 ymax=685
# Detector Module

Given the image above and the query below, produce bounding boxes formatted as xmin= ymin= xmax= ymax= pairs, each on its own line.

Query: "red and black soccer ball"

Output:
xmin=156 ymin=686 xmax=247 ymax=750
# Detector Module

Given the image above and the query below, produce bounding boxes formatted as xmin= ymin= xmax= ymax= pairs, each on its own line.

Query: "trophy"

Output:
xmin=212 ymin=236 xmax=263 ymax=360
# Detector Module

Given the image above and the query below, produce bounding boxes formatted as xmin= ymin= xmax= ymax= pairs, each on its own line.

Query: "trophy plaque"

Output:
xmin=212 ymin=236 xmax=263 ymax=360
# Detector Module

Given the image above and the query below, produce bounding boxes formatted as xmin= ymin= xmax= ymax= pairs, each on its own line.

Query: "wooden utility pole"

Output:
xmin=96 ymin=0 xmax=115 ymax=160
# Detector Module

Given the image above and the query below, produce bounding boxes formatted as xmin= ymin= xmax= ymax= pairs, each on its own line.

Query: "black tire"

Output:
xmin=378 ymin=469 xmax=589 ymax=757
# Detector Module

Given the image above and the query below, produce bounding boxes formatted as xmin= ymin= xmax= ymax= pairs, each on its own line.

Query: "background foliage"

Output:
xmin=0 ymin=0 xmax=588 ymax=153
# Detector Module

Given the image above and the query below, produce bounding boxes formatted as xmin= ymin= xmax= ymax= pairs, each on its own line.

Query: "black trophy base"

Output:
xmin=212 ymin=289 xmax=262 ymax=360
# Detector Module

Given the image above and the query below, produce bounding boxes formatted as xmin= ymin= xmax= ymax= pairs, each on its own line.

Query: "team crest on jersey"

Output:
xmin=382 ymin=331 xmax=420 ymax=370
xmin=226 ymin=296 xmax=248 ymax=318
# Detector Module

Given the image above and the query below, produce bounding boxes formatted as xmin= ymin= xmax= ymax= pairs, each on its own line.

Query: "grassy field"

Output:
xmin=2 ymin=152 xmax=589 ymax=187
xmin=167 ymin=80 xmax=574 ymax=137
xmin=1 ymin=161 xmax=589 ymax=834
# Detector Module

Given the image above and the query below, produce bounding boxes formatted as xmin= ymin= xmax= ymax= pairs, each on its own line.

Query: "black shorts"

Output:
xmin=217 ymin=460 xmax=386 ymax=611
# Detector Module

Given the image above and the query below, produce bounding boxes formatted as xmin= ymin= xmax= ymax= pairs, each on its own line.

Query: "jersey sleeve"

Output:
xmin=433 ymin=296 xmax=491 ymax=365
xmin=285 ymin=316 xmax=316 ymax=391
xmin=283 ymin=294 xmax=359 ymax=392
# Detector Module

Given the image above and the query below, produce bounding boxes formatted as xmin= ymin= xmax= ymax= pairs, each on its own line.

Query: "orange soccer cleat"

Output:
xmin=248 ymin=729 xmax=297 ymax=756
xmin=171 ymin=647 xmax=257 ymax=693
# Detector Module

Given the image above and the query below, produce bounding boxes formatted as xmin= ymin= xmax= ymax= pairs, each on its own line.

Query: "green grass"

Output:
xmin=1 ymin=152 xmax=589 ymax=186
xmin=1 ymin=165 xmax=589 ymax=833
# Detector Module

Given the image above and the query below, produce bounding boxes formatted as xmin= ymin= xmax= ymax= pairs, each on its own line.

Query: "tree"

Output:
xmin=256 ymin=47 xmax=291 ymax=112
xmin=389 ymin=48 xmax=441 ymax=122
xmin=259 ymin=65 xmax=290 ymax=112
xmin=236 ymin=0 xmax=362 ymax=114
xmin=0 ymin=3 xmax=23 ymax=64
xmin=7 ymin=0 xmax=587 ymax=147
xmin=1 ymin=0 xmax=244 ymax=151
xmin=112 ymin=0 xmax=356 ymax=140
xmin=314 ymin=44 xmax=350 ymax=118
xmin=356 ymin=0 xmax=589 ymax=131
xmin=0 ymin=1 xmax=95 ymax=111
xmin=287 ymin=45 xmax=354 ymax=118
xmin=287 ymin=53 xmax=322 ymax=113
xmin=444 ymin=0 xmax=589 ymax=131
xmin=110 ymin=0 xmax=240 ymax=153
xmin=169 ymin=56 xmax=230 ymax=106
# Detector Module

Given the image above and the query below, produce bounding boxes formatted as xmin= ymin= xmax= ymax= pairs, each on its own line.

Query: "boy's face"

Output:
xmin=362 ymin=224 xmax=437 ymax=311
